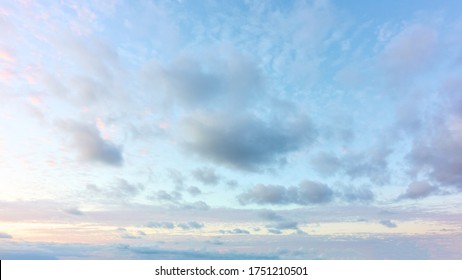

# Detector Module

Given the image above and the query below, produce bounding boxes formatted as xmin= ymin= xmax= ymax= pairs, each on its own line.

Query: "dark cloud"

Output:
xmin=0 ymin=232 xmax=13 ymax=239
xmin=192 ymin=167 xmax=221 ymax=186
xmin=399 ymin=181 xmax=438 ymax=200
xmin=238 ymin=180 xmax=333 ymax=205
xmin=58 ymin=120 xmax=123 ymax=166
xmin=379 ymin=220 xmax=397 ymax=228
xmin=181 ymin=112 xmax=315 ymax=172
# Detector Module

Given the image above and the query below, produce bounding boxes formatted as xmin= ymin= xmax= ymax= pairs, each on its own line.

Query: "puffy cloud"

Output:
xmin=151 ymin=190 xmax=182 ymax=202
xmin=192 ymin=167 xmax=221 ymax=186
xmin=238 ymin=180 xmax=333 ymax=205
xmin=0 ymin=232 xmax=13 ymax=239
xmin=58 ymin=120 xmax=123 ymax=166
xmin=379 ymin=220 xmax=397 ymax=228
xmin=399 ymin=181 xmax=438 ymax=200
xmin=181 ymin=112 xmax=315 ymax=171
xmin=177 ymin=221 xmax=204 ymax=230
xmin=408 ymin=115 xmax=462 ymax=190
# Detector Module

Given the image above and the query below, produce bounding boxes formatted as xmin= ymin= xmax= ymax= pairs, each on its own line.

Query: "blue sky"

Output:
xmin=1 ymin=0 xmax=462 ymax=259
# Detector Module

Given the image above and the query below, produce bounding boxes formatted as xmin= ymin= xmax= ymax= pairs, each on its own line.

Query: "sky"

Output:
xmin=1 ymin=0 xmax=462 ymax=259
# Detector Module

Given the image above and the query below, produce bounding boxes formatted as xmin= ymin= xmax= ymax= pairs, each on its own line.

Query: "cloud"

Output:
xmin=177 ymin=221 xmax=204 ymax=230
xmin=0 ymin=232 xmax=13 ymax=239
xmin=238 ymin=180 xmax=333 ymax=205
xmin=341 ymin=186 xmax=375 ymax=203
xmin=142 ymin=46 xmax=262 ymax=109
xmin=181 ymin=112 xmax=315 ymax=171
xmin=381 ymin=24 xmax=437 ymax=81
xmin=151 ymin=190 xmax=182 ymax=202
xmin=64 ymin=208 xmax=84 ymax=216
xmin=145 ymin=222 xmax=175 ymax=229
xmin=408 ymin=114 xmax=462 ymax=190
xmin=311 ymin=145 xmax=392 ymax=185
xmin=379 ymin=220 xmax=397 ymax=228
xmin=186 ymin=186 xmax=202 ymax=196
xmin=310 ymin=152 xmax=341 ymax=176
xmin=219 ymin=228 xmax=250 ymax=235
xmin=58 ymin=120 xmax=123 ymax=166
xmin=86 ymin=179 xmax=144 ymax=201
xmin=181 ymin=201 xmax=210 ymax=211
xmin=399 ymin=181 xmax=438 ymax=200
xmin=192 ymin=167 xmax=221 ymax=186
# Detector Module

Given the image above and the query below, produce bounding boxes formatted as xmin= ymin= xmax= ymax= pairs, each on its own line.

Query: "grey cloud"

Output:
xmin=152 ymin=190 xmax=182 ymax=202
xmin=219 ymin=228 xmax=250 ymax=235
xmin=58 ymin=120 xmax=123 ymax=166
xmin=399 ymin=181 xmax=438 ymax=200
xmin=181 ymin=201 xmax=210 ymax=211
xmin=0 ymin=232 xmax=13 ymax=239
xmin=168 ymin=169 xmax=185 ymax=190
xmin=186 ymin=186 xmax=202 ymax=196
xmin=145 ymin=222 xmax=175 ymax=229
xmin=109 ymin=179 xmax=144 ymax=199
xmin=181 ymin=112 xmax=315 ymax=172
xmin=310 ymin=152 xmax=341 ymax=176
xmin=64 ymin=208 xmax=84 ymax=216
xmin=408 ymin=115 xmax=462 ymax=191
xmin=270 ymin=220 xmax=298 ymax=230
xmin=177 ymin=221 xmax=204 ymax=230
xmin=238 ymin=180 xmax=333 ymax=205
xmin=258 ymin=210 xmax=284 ymax=221
xmin=192 ymin=167 xmax=221 ymax=186
xmin=142 ymin=48 xmax=262 ymax=109
xmin=86 ymin=179 xmax=144 ymax=201
xmin=311 ymin=145 xmax=392 ymax=185
xmin=268 ymin=229 xmax=282 ymax=234
xmin=342 ymin=186 xmax=375 ymax=203
xmin=379 ymin=220 xmax=397 ymax=228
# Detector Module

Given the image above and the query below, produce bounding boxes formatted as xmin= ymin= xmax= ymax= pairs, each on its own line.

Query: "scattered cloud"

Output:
xmin=177 ymin=221 xmax=204 ymax=230
xmin=0 ymin=232 xmax=13 ymax=239
xmin=192 ymin=167 xmax=221 ymax=186
xmin=58 ymin=120 xmax=123 ymax=166
xmin=379 ymin=220 xmax=397 ymax=228
xmin=399 ymin=181 xmax=438 ymax=200
xmin=64 ymin=208 xmax=84 ymax=216
xmin=180 ymin=112 xmax=315 ymax=172
xmin=238 ymin=180 xmax=333 ymax=205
